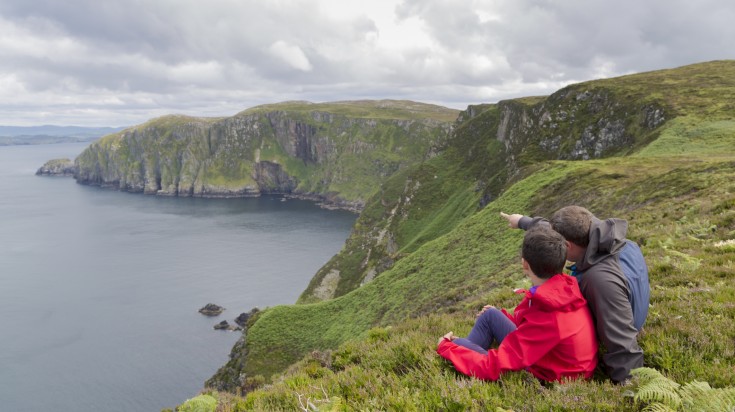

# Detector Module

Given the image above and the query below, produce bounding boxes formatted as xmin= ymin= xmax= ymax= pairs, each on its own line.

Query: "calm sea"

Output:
xmin=0 ymin=143 xmax=356 ymax=412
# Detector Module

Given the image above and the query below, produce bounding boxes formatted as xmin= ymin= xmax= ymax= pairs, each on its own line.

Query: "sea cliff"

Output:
xmin=74 ymin=100 xmax=459 ymax=212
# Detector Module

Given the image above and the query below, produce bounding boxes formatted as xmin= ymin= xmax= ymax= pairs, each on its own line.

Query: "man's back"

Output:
xmin=570 ymin=217 xmax=647 ymax=382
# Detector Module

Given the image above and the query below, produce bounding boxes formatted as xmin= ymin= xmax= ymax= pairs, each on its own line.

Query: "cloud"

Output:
xmin=269 ymin=41 xmax=313 ymax=72
xmin=0 ymin=0 xmax=733 ymax=126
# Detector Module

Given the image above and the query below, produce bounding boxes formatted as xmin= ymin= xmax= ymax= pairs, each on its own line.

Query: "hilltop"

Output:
xmin=73 ymin=100 xmax=459 ymax=212
xmin=191 ymin=61 xmax=735 ymax=411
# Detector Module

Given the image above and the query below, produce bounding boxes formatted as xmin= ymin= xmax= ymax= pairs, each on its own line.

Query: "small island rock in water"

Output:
xmin=198 ymin=303 xmax=225 ymax=316
xmin=213 ymin=320 xmax=241 ymax=331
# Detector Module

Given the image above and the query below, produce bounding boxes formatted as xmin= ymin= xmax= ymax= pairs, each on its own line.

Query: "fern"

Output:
xmin=641 ymin=404 xmax=678 ymax=412
xmin=632 ymin=368 xmax=682 ymax=409
xmin=680 ymin=381 xmax=735 ymax=412
xmin=632 ymin=368 xmax=735 ymax=412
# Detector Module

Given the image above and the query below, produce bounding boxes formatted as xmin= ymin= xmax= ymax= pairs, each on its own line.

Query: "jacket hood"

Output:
xmin=531 ymin=274 xmax=587 ymax=312
xmin=577 ymin=217 xmax=628 ymax=271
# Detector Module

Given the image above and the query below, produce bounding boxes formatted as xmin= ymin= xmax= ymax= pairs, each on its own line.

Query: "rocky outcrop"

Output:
xmin=213 ymin=320 xmax=241 ymax=331
xmin=493 ymin=87 xmax=667 ymax=177
xmin=233 ymin=308 xmax=260 ymax=328
xmin=206 ymin=307 xmax=261 ymax=391
xmin=72 ymin=101 xmax=458 ymax=211
xmin=36 ymin=158 xmax=76 ymax=176
xmin=199 ymin=303 xmax=225 ymax=316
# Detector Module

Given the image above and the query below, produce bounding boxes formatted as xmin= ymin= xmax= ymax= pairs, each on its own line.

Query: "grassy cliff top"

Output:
xmin=237 ymin=99 xmax=461 ymax=122
xmin=570 ymin=60 xmax=735 ymax=118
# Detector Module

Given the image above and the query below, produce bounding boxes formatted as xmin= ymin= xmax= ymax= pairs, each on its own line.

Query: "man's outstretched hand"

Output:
xmin=500 ymin=212 xmax=523 ymax=229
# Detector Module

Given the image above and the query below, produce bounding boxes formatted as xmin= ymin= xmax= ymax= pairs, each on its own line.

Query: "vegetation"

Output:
xmin=238 ymin=100 xmax=461 ymax=123
xmin=75 ymin=101 xmax=459 ymax=207
xmin=160 ymin=61 xmax=735 ymax=411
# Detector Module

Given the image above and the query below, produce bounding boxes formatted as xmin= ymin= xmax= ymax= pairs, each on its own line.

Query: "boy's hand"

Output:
xmin=500 ymin=212 xmax=523 ymax=229
xmin=438 ymin=332 xmax=455 ymax=346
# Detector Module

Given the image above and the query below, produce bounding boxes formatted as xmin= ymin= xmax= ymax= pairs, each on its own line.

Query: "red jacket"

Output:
xmin=437 ymin=274 xmax=597 ymax=381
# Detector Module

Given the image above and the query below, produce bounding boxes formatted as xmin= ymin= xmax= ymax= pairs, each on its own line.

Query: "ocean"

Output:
xmin=0 ymin=142 xmax=356 ymax=411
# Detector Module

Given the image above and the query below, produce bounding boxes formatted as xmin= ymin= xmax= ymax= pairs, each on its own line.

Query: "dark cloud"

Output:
xmin=0 ymin=0 xmax=733 ymax=126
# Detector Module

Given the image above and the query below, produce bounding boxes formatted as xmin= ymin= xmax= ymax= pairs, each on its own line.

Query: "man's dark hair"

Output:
xmin=522 ymin=226 xmax=567 ymax=278
xmin=550 ymin=205 xmax=593 ymax=247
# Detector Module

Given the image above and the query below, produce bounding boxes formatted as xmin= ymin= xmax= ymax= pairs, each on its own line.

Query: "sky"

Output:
xmin=0 ymin=0 xmax=733 ymax=127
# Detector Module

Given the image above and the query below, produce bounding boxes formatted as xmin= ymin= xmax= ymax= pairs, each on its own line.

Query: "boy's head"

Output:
xmin=550 ymin=205 xmax=594 ymax=247
xmin=522 ymin=225 xmax=567 ymax=278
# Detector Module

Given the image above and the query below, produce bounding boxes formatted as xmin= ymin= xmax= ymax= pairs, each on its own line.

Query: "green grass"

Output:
xmin=154 ymin=61 xmax=735 ymax=411
xmin=635 ymin=117 xmax=735 ymax=158
xmin=201 ymin=151 xmax=735 ymax=411
xmin=238 ymin=100 xmax=461 ymax=123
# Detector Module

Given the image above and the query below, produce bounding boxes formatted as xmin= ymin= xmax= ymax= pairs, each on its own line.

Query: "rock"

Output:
xmin=213 ymin=320 xmax=241 ymax=331
xmin=36 ymin=158 xmax=76 ymax=176
xmin=234 ymin=308 xmax=260 ymax=327
xmin=199 ymin=303 xmax=225 ymax=316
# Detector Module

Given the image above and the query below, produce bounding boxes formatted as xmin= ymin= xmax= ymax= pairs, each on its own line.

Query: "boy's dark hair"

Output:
xmin=550 ymin=205 xmax=593 ymax=247
xmin=522 ymin=226 xmax=567 ymax=278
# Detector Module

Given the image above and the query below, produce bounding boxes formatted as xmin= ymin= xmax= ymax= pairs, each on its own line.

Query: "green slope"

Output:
xmin=191 ymin=61 xmax=735 ymax=411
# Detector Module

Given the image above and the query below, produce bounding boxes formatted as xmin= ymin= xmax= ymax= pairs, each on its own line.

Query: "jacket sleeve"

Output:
xmin=584 ymin=267 xmax=644 ymax=382
xmin=437 ymin=313 xmax=560 ymax=380
xmin=518 ymin=216 xmax=550 ymax=231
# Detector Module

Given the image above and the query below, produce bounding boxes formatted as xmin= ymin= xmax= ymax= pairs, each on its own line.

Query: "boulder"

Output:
xmin=198 ymin=303 xmax=224 ymax=316
xmin=213 ymin=320 xmax=241 ymax=331
xmin=234 ymin=307 xmax=260 ymax=327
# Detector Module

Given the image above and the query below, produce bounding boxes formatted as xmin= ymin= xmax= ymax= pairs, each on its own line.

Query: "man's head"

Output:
xmin=550 ymin=206 xmax=593 ymax=262
xmin=522 ymin=225 xmax=567 ymax=279
xmin=550 ymin=206 xmax=593 ymax=246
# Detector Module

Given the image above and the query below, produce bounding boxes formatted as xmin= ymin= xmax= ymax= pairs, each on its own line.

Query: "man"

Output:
xmin=500 ymin=206 xmax=650 ymax=383
xmin=437 ymin=226 xmax=598 ymax=382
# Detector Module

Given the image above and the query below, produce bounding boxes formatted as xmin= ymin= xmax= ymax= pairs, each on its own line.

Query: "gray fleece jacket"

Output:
xmin=519 ymin=216 xmax=647 ymax=382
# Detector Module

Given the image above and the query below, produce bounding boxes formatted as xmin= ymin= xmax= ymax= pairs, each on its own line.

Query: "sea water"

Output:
xmin=0 ymin=142 xmax=356 ymax=411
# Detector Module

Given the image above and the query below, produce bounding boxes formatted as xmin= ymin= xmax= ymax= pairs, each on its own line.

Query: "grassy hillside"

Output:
xmin=238 ymin=100 xmax=461 ymax=123
xmin=180 ymin=61 xmax=735 ymax=411
xmin=295 ymin=61 xmax=735 ymax=305
xmin=76 ymin=102 xmax=459 ymax=209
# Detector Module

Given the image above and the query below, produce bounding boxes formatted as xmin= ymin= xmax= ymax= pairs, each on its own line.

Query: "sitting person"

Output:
xmin=501 ymin=206 xmax=649 ymax=383
xmin=436 ymin=225 xmax=598 ymax=382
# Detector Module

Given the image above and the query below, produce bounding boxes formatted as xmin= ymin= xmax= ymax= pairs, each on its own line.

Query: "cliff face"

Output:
xmin=74 ymin=101 xmax=458 ymax=211
xmin=36 ymin=158 xmax=76 ymax=176
xmin=297 ymin=83 xmax=670 ymax=303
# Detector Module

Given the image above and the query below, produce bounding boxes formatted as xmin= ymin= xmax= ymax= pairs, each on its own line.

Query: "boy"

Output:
xmin=436 ymin=225 xmax=598 ymax=381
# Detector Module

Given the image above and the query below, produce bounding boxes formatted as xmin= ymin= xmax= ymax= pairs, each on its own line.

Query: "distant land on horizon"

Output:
xmin=0 ymin=125 xmax=127 ymax=146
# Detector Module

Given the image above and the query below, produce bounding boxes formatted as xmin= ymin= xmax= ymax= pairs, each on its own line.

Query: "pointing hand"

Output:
xmin=500 ymin=212 xmax=523 ymax=229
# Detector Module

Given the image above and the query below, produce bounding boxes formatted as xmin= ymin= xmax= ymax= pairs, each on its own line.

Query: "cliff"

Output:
xmin=297 ymin=67 xmax=672 ymax=303
xmin=201 ymin=61 xmax=735 ymax=409
xmin=74 ymin=100 xmax=459 ymax=211
xmin=36 ymin=158 xmax=76 ymax=176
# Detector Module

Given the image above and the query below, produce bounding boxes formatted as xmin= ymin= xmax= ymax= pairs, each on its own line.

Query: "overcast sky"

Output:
xmin=0 ymin=0 xmax=733 ymax=127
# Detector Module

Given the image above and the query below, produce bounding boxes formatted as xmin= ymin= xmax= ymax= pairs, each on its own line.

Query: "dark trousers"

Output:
xmin=452 ymin=307 xmax=517 ymax=355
